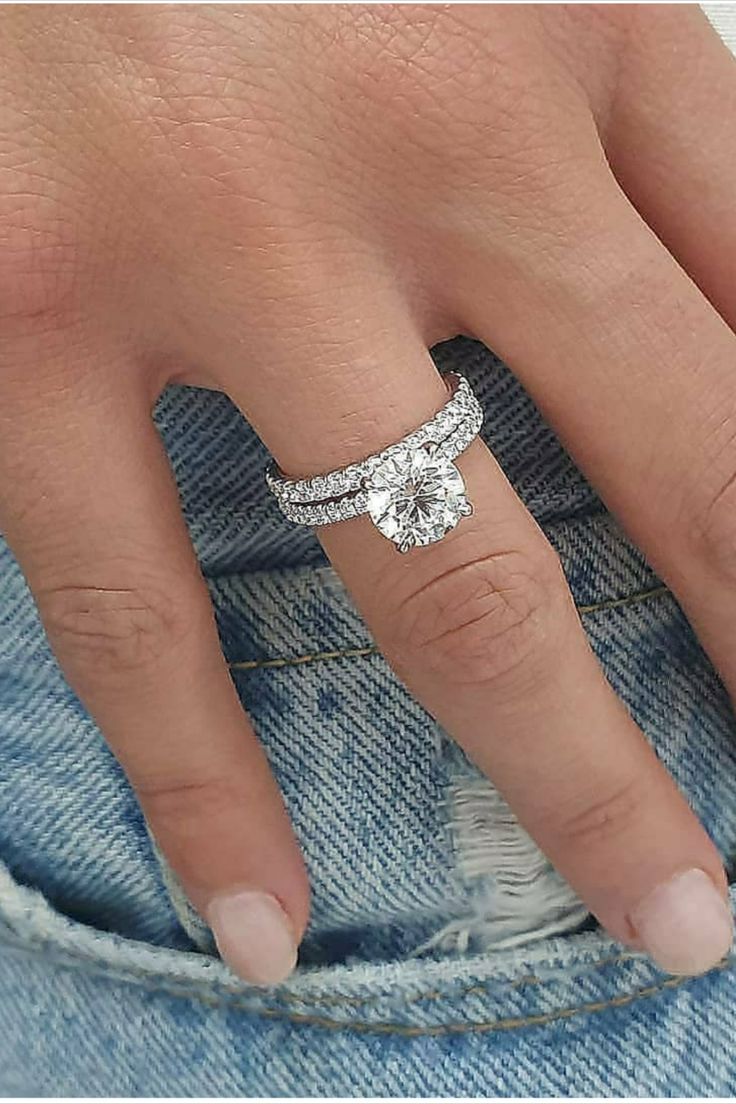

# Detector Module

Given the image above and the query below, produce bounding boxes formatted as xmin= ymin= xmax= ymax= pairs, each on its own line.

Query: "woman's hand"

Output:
xmin=1 ymin=4 xmax=735 ymax=985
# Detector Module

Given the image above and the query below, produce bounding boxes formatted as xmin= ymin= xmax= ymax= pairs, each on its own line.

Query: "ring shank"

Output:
xmin=266 ymin=373 xmax=483 ymax=528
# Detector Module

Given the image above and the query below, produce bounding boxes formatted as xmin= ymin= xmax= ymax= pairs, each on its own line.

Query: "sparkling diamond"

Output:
xmin=366 ymin=444 xmax=472 ymax=552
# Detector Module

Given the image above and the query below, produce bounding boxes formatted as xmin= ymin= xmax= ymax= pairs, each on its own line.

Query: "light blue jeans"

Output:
xmin=2 ymin=335 xmax=736 ymax=1095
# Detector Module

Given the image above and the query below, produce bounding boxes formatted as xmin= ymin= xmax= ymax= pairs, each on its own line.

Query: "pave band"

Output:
xmin=265 ymin=372 xmax=483 ymax=552
xmin=267 ymin=373 xmax=478 ymax=505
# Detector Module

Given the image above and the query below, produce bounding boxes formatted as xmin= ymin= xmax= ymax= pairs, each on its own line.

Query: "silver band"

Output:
xmin=265 ymin=372 xmax=483 ymax=552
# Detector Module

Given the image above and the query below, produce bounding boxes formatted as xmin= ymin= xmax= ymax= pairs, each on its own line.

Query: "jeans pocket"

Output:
xmin=3 ymin=509 xmax=736 ymax=1094
xmin=1 ymin=852 xmax=735 ymax=1096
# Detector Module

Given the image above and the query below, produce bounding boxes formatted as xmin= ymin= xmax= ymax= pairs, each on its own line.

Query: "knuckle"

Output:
xmin=330 ymin=7 xmax=455 ymax=113
xmin=0 ymin=184 xmax=82 ymax=336
xmin=38 ymin=579 xmax=197 ymax=683
xmin=386 ymin=539 xmax=569 ymax=690
xmin=550 ymin=776 xmax=646 ymax=851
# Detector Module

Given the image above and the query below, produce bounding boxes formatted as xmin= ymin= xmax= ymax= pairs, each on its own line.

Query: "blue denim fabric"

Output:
xmin=2 ymin=335 xmax=736 ymax=1096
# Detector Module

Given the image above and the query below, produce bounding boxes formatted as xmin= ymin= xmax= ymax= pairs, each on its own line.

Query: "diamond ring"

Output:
xmin=265 ymin=373 xmax=483 ymax=553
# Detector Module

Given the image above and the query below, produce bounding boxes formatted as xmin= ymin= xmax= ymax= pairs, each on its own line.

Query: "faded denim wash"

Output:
xmin=2 ymin=329 xmax=736 ymax=1096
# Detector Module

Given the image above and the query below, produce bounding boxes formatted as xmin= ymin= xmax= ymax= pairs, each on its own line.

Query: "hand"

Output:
xmin=1 ymin=4 xmax=735 ymax=985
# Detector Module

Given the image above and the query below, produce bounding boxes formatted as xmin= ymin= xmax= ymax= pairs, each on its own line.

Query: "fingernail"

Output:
xmin=206 ymin=890 xmax=298 ymax=986
xmin=629 ymin=868 xmax=733 ymax=975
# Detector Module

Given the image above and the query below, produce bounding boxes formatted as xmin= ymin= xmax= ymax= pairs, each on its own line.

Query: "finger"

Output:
xmin=0 ymin=360 xmax=309 ymax=986
xmin=216 ymin=297 xmax=732 ymax=977
xmin=595 ymin=5 xmax=736 ymax=327
xmin=456 ymin=157 xmax=736 ymax=747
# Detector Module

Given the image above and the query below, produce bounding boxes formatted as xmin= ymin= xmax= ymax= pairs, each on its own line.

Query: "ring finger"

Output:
xmin=215 ymin=290 xmax=732 ymax=977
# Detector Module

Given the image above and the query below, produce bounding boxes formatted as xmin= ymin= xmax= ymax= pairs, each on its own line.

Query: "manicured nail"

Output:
xmin=207 ymin=890 xmax=298 ymax=986
xmin=629 ymin=868 xmax=733 ymax=975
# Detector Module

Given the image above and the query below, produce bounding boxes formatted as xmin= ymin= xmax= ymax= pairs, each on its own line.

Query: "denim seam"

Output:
xmin=230 ymin=645 xmax=377 ymax=672
xmin=150 ymin=961 xmax=733 ymax=1036
xmin=1 ymin=927 xmax=645 ymax=1006
xmin=270 ymin=952 xmax=646 ymax=1008
xmin=3 ymin=933 xmax=730 ymax=1035
xmin=4 ymin=915 xmax=730 ymax=1013
xmin=228 ymin=585 xmax=670 ymax=673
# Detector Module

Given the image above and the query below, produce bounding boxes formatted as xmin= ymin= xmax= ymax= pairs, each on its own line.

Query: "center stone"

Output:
xmin=365 ymin=444 xmax=472 ymax=552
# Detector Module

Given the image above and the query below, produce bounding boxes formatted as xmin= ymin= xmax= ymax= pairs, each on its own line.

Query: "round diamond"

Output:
xmin=366 ymin=444 xmax=471 ymax=552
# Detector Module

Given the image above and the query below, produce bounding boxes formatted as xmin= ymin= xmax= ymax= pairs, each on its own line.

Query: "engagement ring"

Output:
xmin=266 ymin=373 xmax=483 ymax=553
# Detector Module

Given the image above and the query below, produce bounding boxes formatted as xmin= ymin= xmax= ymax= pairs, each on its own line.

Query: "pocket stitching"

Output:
xmin=2 ymin=922 xmax=649 ymax=1008
xmin=227 ymin=585 xmax=670 ymax=671
xmin=4 ymin=930 xmax=730 ymax=1035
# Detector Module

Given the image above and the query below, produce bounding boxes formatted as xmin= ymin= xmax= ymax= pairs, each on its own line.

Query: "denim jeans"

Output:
xmin=2 ymin=325 xmax=736 ymax=1095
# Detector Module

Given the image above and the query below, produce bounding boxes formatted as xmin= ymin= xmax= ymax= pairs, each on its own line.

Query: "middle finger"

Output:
xmin=455 ymin=159 xmax=736 ymax=719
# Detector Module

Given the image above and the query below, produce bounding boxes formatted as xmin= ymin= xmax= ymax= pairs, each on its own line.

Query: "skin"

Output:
xmin=1 ymin=3 xmax=735 ymax=979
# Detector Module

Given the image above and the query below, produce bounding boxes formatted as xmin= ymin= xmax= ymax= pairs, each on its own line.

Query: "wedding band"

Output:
xmin=266 ymin=372 xmax=483 ymax=553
